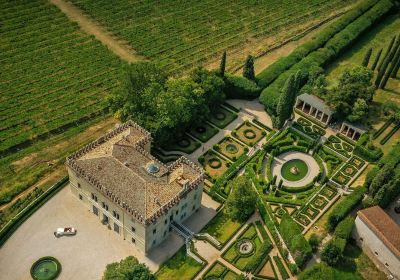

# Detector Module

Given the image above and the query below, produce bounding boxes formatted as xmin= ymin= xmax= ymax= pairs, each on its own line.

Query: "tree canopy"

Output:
xmin=108 ymin=62 xmax=225 ymax=146
xmin=103 ymin=256 xmax=155 ymax=280
xmin=326 ymin=66 xmax=374 ymax=122
xmin=225 ymin=176 xmax=257 ymax=222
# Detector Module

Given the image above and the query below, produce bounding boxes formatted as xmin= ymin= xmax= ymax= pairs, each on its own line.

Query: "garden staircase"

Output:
xmin=171 ymin=221 xmax=203 ymax=264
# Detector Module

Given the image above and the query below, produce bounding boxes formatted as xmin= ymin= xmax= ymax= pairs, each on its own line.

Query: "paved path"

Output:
xmin=51 ymin=0 xmax=143 ymax=63
xmin=226 ymin=99 xmax=273 ymax=129
xmin=271 ymin=151 xmax=320 ymax=188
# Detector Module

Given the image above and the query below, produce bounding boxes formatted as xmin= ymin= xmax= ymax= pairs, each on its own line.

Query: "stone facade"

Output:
xmin=66 ymin=121 xmax=204 ymax=253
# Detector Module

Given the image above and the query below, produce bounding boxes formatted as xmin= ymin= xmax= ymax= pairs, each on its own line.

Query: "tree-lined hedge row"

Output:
xmin=327 ymin=187 xmax=366 ymax=231
xmin=279 ymin=214 xmax=312 ymax=267
xmin=256 ymin=0 xmax=379 ymax=87
xmin=259 ymin=0 xmax=394 ymax=118
xmin=223 ymin=74 xmax=261 ymax=100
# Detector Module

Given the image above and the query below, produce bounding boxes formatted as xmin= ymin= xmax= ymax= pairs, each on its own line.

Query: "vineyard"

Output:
xmin=69 ymin=0 xmax=353 ymax=73
xmin=0 ymin=0 xmax=124 ymax=158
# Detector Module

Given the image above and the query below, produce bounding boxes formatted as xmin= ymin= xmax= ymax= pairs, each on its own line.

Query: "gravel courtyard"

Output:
xmin=0 ymin=186 xmax=219 ymax=280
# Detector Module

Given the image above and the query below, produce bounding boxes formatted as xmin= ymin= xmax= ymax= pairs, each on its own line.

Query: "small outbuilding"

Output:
xmin=353 ymin=206 xmax=400 ymax=279
xmin=295 ymin=93 xmax=333 ymax=125
xmin=339 ymin=121 xmax=366 ymax=141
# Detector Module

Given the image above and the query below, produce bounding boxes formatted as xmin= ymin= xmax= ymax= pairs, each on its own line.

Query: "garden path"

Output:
xmin=51 ymin=0 xmax=143 ymax=63
xmin=226 ymin=99 xmax=273 ymax=128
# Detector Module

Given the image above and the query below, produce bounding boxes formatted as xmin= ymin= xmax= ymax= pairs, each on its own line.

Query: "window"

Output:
xmin=114 ymin=223 xmax=119 ymax=234
xmin=79 ymin=194 xmax=82 ymax=200
xmin=101 ymin=202 xmax=105 ymax=208
xmin=91 ymin=194 xmax=98 ymax=202
xmin=131 ymin=226 xmax=136 ymax=233
xmin=164 ymin=219 xmax=167 ymax=225
xmin=385 ymin=263 xmax=389 ymax=267
xmin=194 ymin=194 xmax=197 ymax=199
xmin=170 ymin=215 xmax=173 ymax=221
xmin=192 ymin=205 xmax=195 ymax=211
xmin=153 ymin=228 xmax=157 ymax=234
xmin=359 ymin=237 xmax=363 ymax=242
xmin=163 ymin=231 xmax=167 ymax=237
xmin=113 ymin=211 xmax=120 ymax=220
xmin=78 ymin=183 xmax=81 ymax=188
xmin=374 ymin=251 xmax=378 ymax=256
xmin=176 ymin=210 xmax=179 ymax=215
xmin=152 ymin=240 xmax=156 ymax=245
xmin=105 ymin=205 xmax=109 ymax=211
xmin=131 ymin=238 xmax=136 ymax=244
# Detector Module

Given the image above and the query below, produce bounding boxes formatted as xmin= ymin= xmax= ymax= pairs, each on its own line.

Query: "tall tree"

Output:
xmin=225 ymin=176 xmax=257 ymax=222
xmin=377 ymin=36 xmax=396 ymax=72
xmin=219 ymin=51 xmax=227 ymax=77
xmin=275 ymin=74 xmax=296 ymax=128
xmin=377 ymin=37 xmax=400 ymax=88
xmin=103 ymin=256 xmax=155 ymax=280
xmin=380 ymin=45 xmax=400 ymax=88
xmin=391 ymin=54 xmax=400 ymax=78
xmin=371 ymin=48 xmax=382 ymax=70
xmin=243 ymin=55 xmax=255 ymax=80
xmin=362 ymin=48 xmax=372 ymax=67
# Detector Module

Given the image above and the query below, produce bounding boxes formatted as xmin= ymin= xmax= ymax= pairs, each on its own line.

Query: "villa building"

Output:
xmin=353 ymin=206 xmax=400 ymax=278
xmin=66 ymin=121 xmax=204 ymax=253
xmin=295 ymin=93 xmax=333 ymax=125
xmin=339 ymin=121 xmax=366 ymax=141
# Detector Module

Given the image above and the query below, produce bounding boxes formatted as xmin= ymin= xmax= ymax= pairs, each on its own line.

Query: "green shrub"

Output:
xmin=298 ymin=263 xmax=335 ymax=280
xmin=245 ymin=242 xmax=273 ymax=273
xmin=224 ymin=74 xmax=261 ymax=100
xmin=334 ymin=216 xmax=355 ymax=240
xmin=273 ymin=256 xmax=290 ymax=280
xmin=256 ymin=0 xmax=379 ymax=88
xmin=279 ymin=214 xmax=312 ymax=267
xmin=309 ymin=234 xmax=320 ymax=252
xmin=321 ymin=237 xmax=346 ymax=266
xmin=327 ymin=187 xmax=366 ymax=231
xmin=259 ymin=0 xmax=394 ymax=117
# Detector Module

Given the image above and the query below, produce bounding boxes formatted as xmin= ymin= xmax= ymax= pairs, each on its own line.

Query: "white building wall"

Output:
xmin=353 ymin=216 xmax=400 ymax=278
xmin=67 ymin=167 xmax=203 ymax=253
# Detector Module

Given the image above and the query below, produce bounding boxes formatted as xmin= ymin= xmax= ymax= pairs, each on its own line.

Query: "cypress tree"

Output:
xmin=243 ymin=55 xmax=255 ymax=80
xmin=377 ymin=36 xmax=396 ymax=72
xmin=378 ymin=38 xmax=400 ymax=88
xmin=390 ymin=55 xmax=400 ymax=78
xmin=371 ymin=48 xmax=382 ymax=70
xmin=381 ymin=47 xmax=400 ymax=88
xmin=219 ymin=51 xmax=227 ymax=77
xmin=362 ymin=48 xmax=372 ymax=67
xmin=275 ymin=74 xmax=296 ymax=128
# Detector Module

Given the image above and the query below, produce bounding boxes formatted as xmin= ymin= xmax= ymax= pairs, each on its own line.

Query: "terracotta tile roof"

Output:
xmin=66 ymin=121 xmax=203 ymax=225
xmin=358 ymin=206 xmax=400 ymax=258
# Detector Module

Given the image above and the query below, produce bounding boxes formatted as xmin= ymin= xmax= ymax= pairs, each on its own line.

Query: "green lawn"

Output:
xmin=201 ymin=210 xmax=241 ymax=246
xmin=331 ymin=243 xmax=386 ymax=280
xmin=155 ymin=247 xmax=205 ymax=280
xmin=281 ymin=159 xmax=308 ymax=181
xmin=208 ymin=106 xmax=238 ymax=129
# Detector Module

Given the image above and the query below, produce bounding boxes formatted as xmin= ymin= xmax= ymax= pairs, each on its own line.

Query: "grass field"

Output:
xmin=69 ymin=0 xmax=353 ymax=73
xmin=0 ymin=0 xmax=125 ymax=205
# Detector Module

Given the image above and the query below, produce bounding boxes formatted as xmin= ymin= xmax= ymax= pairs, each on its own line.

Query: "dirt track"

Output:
xmin=51 ymin=0 xmax=144 ymax=63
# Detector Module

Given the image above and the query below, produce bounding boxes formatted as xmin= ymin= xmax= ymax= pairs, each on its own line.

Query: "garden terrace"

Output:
xmin=188 ymin=123 xmax=218 ymax=143
xmin=68 ymin=0 xmax=353 ymax=74
xmin=222 ymin=224 xmax=271 ymax=271
xmin=295 ymin=93 xmax=333 ymax=125
xmin=161 ymin=135 xmax=201 ymax=154
xmin=201 ymin=209 xmax=242 ymax=247
xmin=232 ymin=121 xmax=266 ymax=146
xmin=331 ymin=155 xmax=366 ymax=187
xmin=215 ymin=137 xmax=247 ymax=161
xmin=155 ymin=246 xmax=205 ymax=280
xmin=202 ymin=261 xmax=238 ymax=280
xmin=325 ymin=135 xmax=354 ymax=158
xmin=292 ymin=117 xmax=326 ymax=139
xmin=207 ymin=106 xmax=238 ymax=129
xmin=199 ymin=150 xmax=230 ymax=182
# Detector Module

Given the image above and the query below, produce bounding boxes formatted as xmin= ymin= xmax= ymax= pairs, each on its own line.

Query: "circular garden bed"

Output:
xmin=225 ymin=143 xmax=239 ymax=154
xmin=31 ymin=256 xmax=61 ymax=280
xmin=177 ymin=138 xmax=190 ymax=148
xmin=196 ymin=126 xmax=206 ymax=133
xmin=215 ymin=112 xmax=226 ymax=120
xmin=281 ymin=159 xmax=308 ymax=181
xmin=236 ymin=239 xmax=255 ymax=256
xmin=243 ymin=129 xmax=256 ymax=139
xmin=208 ymin=158 xmax=222 ymax=169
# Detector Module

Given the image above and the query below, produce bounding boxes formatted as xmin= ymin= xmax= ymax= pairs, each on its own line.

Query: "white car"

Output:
xmin=54 ymin=227 xmax=77 ymax=237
